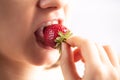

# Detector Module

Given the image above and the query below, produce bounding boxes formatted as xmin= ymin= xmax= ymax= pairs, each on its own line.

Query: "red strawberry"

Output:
xmin=43 ymin=24 xmax=72 ymax=69
xmin=43 ymin=24 xmax=72 ymax=49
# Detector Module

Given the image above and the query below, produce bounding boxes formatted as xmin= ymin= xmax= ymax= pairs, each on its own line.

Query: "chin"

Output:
xmin=26 ymin=49 xmax=60 ymax=67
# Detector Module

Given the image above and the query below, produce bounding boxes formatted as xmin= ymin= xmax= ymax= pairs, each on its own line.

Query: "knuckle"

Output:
xmin=109 ymin=68 xmax=120 ymax=80
xmin=81 ymin=38 xmax=93 ymax=46
xmin=93 ymin=66 xmax=106 ymax=80
xmin=95 ymin=66 xmax=120 ymax=80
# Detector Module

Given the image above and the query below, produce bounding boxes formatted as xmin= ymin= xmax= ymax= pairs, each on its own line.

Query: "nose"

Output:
xmin=37 ymin=0 xmax=68 ymax=9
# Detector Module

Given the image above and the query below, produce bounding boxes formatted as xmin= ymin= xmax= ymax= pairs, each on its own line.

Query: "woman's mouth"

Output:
xmin=34 ymin=19 xmax=61 ymax=48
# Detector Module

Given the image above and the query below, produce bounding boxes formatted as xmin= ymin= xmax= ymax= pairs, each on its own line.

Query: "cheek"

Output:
xmin=0 ymin=25 xmax=31 ymax=62
xmin=0 ymin=1 xmax=37 ymax=63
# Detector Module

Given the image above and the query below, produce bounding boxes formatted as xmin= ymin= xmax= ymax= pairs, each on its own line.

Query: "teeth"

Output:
xmin=41 ymin=20 xmax=58 ymax=27
xmin=52 ymin=20 xmax=58 ymax=24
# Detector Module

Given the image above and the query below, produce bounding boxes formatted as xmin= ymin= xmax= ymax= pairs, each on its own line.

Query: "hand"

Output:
xmin=60 ymin=36 xmax=120 ymax=80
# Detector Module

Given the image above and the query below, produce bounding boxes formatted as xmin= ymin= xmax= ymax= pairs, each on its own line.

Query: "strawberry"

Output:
xmin=43 ymin=24 xmax=72 ymax=50
xmin=43 ymin=24 xmax=72 ymax=69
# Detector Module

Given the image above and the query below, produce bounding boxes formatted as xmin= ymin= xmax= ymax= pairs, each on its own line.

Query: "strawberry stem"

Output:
xmin=54 ymin=31 xmax=72 ymax=53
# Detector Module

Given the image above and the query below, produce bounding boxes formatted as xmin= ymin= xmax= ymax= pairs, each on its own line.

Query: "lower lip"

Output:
xmin=36 ymin=39 xmax=55 ymax=50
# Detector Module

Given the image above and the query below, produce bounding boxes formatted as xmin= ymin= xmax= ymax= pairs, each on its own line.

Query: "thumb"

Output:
xmin=60 ymin=43 xmax=81 ymax=80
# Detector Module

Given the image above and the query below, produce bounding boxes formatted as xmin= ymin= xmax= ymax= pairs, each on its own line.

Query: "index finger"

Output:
xmin=66 ymin=36 xmax=102 ymax=65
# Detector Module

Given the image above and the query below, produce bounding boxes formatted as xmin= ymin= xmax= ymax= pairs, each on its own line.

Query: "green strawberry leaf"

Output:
xmin=54 ymin=31 xmax=72 ymax=53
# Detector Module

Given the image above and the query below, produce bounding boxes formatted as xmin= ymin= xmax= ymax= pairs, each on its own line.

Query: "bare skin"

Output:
xmin=0 ymin=0 xmax=120 ymax=80
xmin=60 ymin=36 xmax=120 ymax=80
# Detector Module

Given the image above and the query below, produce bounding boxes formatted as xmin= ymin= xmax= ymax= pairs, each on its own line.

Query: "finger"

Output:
xmin=73 ymin=48 xmax=84 ymax=62
xmin=103 ymin=45 xmax=119 ymax=67
xmin=95 ymin=44 xmax=111 ymax=65
xmin=60 ymin=43 xmax=81 ymax=80
xmin=66 ymin=36 xmax=102 ymax=66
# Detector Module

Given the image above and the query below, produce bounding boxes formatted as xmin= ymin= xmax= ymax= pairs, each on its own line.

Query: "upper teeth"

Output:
xmin=42 ymin=20 xmax=58 ymax=27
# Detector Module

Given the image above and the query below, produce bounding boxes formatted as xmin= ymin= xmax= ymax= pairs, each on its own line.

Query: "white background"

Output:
xmin=69 ymin=0 xmax=120 ymax=54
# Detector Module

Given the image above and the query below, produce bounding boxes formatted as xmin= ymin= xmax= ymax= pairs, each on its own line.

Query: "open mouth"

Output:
xmin=34 ymin=19 xmax=62 ymax=48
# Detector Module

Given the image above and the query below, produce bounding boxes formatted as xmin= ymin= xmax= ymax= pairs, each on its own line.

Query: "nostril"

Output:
xmin=37 ymin=0 xmax=52 ymax=9
xmin=37 ymin=0 xmax=62 ymax=9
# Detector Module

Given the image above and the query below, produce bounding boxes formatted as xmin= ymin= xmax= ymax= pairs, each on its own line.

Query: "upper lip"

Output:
xmin=37 ymin=18 xmax=63 ymax=30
